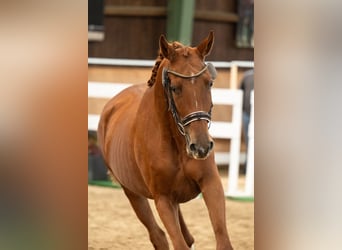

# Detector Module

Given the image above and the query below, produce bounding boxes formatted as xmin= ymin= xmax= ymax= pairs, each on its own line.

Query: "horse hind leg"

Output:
xmin=178 ymin=205 xmax=195 ymax=248
xmin=122 ymin=187 xmax=169 ymax=250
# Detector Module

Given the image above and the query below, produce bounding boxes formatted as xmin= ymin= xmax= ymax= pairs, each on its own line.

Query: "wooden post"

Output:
xmin=230 ymin=63 xmax=238 ymax=89
xmin=166 ymin=0 xmax=195 ymax=45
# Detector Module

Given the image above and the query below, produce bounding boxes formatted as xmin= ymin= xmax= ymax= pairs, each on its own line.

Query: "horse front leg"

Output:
xmin=199 ymin=173 xmax=234 ymax=250
xmin=155 ymin=196 xmax=190 ymax=250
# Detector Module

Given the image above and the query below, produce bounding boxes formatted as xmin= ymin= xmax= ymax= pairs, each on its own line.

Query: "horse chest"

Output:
xmin=149 ymin=158 xmax=202 ymax=202
xmin=172 ymin=173 xmax=201 ymax=202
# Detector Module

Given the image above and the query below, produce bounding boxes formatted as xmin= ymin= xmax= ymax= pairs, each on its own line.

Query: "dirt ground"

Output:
xmin=88 ymin=171 xmax=254 ymax=250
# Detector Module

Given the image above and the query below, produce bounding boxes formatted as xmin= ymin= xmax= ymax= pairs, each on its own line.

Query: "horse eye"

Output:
xmin=209 ymin=81 xmax=214 ymax=88
xmin=171 ymin=85 xmax=181 ymax=94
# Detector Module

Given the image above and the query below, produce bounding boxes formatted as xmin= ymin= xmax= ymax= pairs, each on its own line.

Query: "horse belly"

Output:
xmin=98 ymin=85 xmax=152 ymax=197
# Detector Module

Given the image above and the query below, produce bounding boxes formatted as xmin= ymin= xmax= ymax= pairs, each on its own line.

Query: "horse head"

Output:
xmin=159 ymin=31 xmax=217 ymax=160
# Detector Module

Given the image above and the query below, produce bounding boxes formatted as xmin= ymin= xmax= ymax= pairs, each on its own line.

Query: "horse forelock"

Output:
xmin=147 ymin=42 xmax=198 ymax=87
xmin=172 ymin=42 xmax=189 ymax=57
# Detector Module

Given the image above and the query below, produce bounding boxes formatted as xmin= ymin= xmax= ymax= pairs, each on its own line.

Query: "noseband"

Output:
xmin=162 ymin=63 xmax=217 ymax=135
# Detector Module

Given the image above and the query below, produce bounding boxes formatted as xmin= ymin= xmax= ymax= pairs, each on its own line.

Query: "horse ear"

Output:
xmin=197 ymin=31 xmax=214 ymax=58
xmin=159 ymin=34 xmax=172 ymax=59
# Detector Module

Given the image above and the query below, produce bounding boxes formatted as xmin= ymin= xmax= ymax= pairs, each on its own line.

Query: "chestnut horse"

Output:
xmin=97 ymin=31 xmax=234 ymax=250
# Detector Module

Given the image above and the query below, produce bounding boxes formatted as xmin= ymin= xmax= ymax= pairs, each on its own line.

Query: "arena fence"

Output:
xmin=227 ymin=91 xmax=254 ymax=200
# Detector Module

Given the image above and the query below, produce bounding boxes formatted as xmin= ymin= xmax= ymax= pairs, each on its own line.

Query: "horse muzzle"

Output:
xmin=185 ymin=131 xmax=214 ymax=160
xmin=188 ymin=140 xmax=214 ymax=160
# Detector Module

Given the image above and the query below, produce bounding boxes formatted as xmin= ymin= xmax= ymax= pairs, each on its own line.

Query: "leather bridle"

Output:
xmin=162 ymin=63 xmax=217 ymax=136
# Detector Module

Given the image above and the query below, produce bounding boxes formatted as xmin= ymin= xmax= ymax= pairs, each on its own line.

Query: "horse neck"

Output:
xmin=152 ymin=67 xmax=186 ymax=149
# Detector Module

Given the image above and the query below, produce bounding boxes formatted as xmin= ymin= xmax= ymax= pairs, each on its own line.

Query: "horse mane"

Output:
xmin=147 ymin=42 xmax=189 ymax=87
xmin=147 ymin=52 xmax=164 ymax=87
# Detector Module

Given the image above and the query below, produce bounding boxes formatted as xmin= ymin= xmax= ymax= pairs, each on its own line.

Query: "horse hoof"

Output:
xmin=191 ymin=243 xmax=195 ymax=250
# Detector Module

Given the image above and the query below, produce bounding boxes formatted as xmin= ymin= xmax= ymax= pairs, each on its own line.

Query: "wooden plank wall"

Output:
xmin=88 ymin=0 xmax=253 ymax=61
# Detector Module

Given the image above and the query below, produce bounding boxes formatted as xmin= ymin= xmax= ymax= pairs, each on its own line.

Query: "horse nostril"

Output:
xmin=209 ymin=141 xmax=214 ymax=151
xmin=190 ymin=143 xmax=196 ymax=152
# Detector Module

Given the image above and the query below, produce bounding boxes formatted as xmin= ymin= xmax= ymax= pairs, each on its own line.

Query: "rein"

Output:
xmin=162 ymin=63 xmax=216 ymax=136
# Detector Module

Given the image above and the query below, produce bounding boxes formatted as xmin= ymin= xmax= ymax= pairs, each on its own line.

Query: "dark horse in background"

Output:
xmin=98 ymin=31 xmax=234 ymax=250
